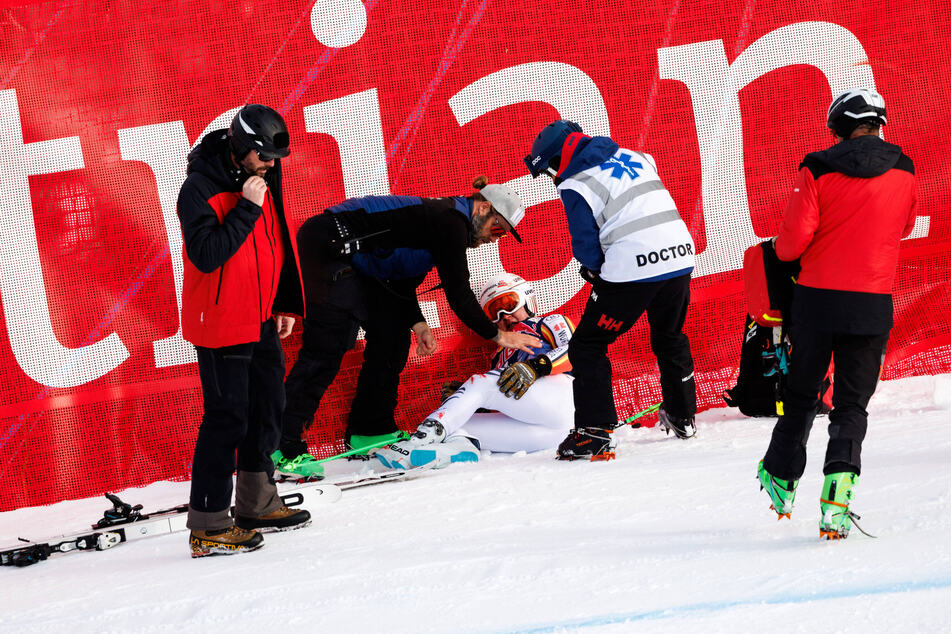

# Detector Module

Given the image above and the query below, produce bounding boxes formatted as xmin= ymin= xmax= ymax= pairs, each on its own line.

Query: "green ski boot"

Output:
xmin=346 ymin=431 xmax=410 ymax=455
xmin=271 ymin=449 xmax=324 ymax=481
xmin=757 ymin=460 xmax=798 ymax=519
xmin=820 ymin=472 xmax=858 ymax=540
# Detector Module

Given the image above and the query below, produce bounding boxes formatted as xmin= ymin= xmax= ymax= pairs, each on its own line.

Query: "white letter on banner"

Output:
xmin=657 ymin=21 xmax=914 ymax=276
xmin=303 ymin=88 xmax=390 ymax=199
xmin=0 ymin=89 xmax=129 ymax=387
xmin=449 ymin=62 xmax=610 ymax=315
xmin=118 ymin=121 xmax=196 ymax=368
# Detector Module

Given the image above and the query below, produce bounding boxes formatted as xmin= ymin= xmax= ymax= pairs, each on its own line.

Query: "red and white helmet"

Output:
xmin=478 ymin=272 xmax=538 ymax=322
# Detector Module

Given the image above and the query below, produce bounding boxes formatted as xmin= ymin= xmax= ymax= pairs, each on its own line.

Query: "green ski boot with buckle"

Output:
xmin=346 ymin=431 xmax=410 ymax=456
xmin=820 ymin=472 xmax=859 ymax=540
xmin=271 ymin=449 xmax=324 ymax=481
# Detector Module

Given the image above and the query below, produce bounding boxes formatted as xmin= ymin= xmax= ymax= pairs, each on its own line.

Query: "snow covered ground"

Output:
xmin=2 ymin=374 xmax=949 ymax=634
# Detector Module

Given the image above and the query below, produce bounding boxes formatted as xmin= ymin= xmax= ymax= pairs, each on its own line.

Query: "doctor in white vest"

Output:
xmin=524 ymin=120 xmax=699 ymax=460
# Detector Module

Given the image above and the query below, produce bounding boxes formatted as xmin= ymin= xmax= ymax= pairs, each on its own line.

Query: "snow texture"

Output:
xmin=1 ymin=374 xmax=949 ymax=633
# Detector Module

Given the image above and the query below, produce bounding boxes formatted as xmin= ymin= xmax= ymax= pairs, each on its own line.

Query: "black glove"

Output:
xmin=579 ymin=265 xmax=602 ymax=285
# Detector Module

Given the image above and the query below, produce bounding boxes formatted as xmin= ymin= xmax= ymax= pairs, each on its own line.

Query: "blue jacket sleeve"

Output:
xmin=560 ymin=189 xmax=604 ymax=272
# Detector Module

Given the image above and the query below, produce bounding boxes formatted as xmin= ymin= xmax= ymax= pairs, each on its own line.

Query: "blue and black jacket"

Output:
xmin=323 ymin=195 xmax=497 ymax=339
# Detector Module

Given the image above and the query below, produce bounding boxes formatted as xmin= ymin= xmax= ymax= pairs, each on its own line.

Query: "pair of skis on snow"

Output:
xmin=3 ymin=404 xmax=666 ymax=568
xmin=1 ymin=452 xmax=429 ymax=568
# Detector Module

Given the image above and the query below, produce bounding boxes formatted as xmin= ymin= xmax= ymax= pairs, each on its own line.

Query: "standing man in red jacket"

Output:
xmin=757 ymin=88 xmax=918 ymax=539
xmin=177 ymin=105 xmax=311 ymax=557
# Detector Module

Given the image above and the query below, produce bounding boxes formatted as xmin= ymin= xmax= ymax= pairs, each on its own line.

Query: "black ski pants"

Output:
xmin=762 ymin=322 xmax=888 ymax=481
xmin=281 ymin=240 xmax=417 ymax=458
xmin=280 ymin=296 xmax=414 ymax=456
xmin=189 ymin=319 xmax=283 ymax=516
xmin=569 ymin=273 xmax=696 ymax=430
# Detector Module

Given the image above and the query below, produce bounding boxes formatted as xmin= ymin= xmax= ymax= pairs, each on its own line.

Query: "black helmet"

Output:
xmin=827 ymin=88 xmax=886 ymax=139
xmin=229 ymin=104 xmax=290 ymax=160
xmin=524 ymin=120 xmax=583 ymax=178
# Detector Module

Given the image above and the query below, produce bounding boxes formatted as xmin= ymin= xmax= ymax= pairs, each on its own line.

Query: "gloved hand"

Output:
xmin=497 ymin=362 xmax=536 ymax=399
xmin=497 ymin=356 xmax=552 ymax=399
xmin=440 ymin=380 xmax=464 ymax=403
xmin=579 ymin=265 xmax=602 ymax=285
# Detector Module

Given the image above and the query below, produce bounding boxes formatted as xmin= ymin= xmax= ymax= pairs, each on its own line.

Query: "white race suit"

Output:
xmin=429 ymin=314 xmax=575 ymax=453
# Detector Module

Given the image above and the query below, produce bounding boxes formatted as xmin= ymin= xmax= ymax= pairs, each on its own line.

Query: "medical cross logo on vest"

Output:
xmin=601 ymin=152 xmax=643 ymax=179
xmin=636 ymin=243 xmax=695 ymax=267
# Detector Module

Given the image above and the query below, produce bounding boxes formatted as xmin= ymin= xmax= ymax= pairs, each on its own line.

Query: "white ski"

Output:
xmin=1 ymin=484 xmax=341 ymax=567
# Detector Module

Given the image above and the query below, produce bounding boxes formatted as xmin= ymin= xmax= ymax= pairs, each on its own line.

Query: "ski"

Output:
xmin=274 ymin=435 xmax=411 ymax=482
xmin=281 ymin=462 xmax=436 ymax=489
xmin=1 ymin=484 xmax=341 ymax=568
xmin=329 ymin=466 xmax=430 ymax=489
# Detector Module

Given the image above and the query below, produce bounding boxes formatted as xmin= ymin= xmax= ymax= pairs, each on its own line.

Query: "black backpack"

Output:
xmin=722 ymin=316 xmax=789 ymax=417
xmin=723 ymin=240 xmax=832 ymax=417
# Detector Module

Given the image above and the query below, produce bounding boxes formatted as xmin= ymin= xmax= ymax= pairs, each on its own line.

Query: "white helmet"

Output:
xmin=478 ymin=272 xmax=538 ymax=322
xmin=827 ymin=88 xmax=886 ymax=138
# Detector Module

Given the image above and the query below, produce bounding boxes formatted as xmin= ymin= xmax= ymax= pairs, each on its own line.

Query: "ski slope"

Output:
xmin=1 ymin=374 xmax=949 ymax=634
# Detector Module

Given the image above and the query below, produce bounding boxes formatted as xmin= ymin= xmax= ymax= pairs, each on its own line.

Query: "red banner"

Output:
xmin=0 ymin=0 xmax=948 ymax=510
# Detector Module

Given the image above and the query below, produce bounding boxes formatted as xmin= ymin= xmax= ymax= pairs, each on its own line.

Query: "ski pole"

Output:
xmin=313 ymin=432 xmax=410 ymax=465
xmin=619 ymin=402 xmax=661 ymax=428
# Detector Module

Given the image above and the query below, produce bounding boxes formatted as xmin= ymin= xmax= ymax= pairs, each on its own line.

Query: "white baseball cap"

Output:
xmin=480 ymin=184 xmax=525 ymax=243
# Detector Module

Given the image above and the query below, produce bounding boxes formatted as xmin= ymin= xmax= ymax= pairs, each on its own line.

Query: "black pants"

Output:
xmin=569 ymin=273 xmax=696 ymax=430
xmin=281 ymin=278 xmax=415 ymax=457
xmin=763 ymin=323 xmax=888 ymax=480
xmin=189 ymin=319 xmax=283 ymax=514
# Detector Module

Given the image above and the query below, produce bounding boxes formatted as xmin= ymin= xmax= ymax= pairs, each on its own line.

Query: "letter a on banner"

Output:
xmin=449 ymin=61 xmax=610 ymax=314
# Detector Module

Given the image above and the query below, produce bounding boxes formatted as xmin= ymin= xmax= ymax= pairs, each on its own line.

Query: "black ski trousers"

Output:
xmin=189 ymin=319 xmax=283 ymax=515
xmin=281 ymin=297 xmax=411 ymax=458
xmin=280 ymin=285 xmax=414 ymax=458
xmin=569 ymin=273 xmax=696 ymax=430
xmin=762 ymin=322 xmax=888 ymax=480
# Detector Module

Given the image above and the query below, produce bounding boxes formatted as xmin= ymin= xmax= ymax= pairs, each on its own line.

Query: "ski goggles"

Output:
xmin=483 ymin=291 xmax=524 ymax=322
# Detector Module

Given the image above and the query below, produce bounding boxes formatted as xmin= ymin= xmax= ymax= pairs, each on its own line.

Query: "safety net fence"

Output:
xmin=0 ymin=0 xmax=947 ymax=510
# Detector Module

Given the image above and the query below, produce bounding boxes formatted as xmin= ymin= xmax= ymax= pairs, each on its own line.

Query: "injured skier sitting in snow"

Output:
xmin=375 ymin=272 xmax=575 ymax=469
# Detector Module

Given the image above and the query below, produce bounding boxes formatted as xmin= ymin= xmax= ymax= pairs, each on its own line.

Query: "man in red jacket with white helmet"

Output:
xmin=757 ymin=88 xmax=918 ymax=539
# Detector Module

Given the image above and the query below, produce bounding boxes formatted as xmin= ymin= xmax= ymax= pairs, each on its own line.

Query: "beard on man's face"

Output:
xmin=468 ymin=212 xmax=490 ymax=248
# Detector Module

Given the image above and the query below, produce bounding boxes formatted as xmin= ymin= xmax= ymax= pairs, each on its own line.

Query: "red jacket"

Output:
xmin=775 ymin=135 xmax=917 ymax=294
xmin=177 ymin=131 xmax=303 ymax=348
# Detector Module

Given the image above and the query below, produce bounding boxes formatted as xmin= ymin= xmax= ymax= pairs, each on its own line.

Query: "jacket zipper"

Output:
xmin=252 ymin=230 xmax=263 ymax=322
xmin=215 ymin=263 xmax=225 ymax=305
xmin=262 ymin=190 xmax=278 ymax=311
